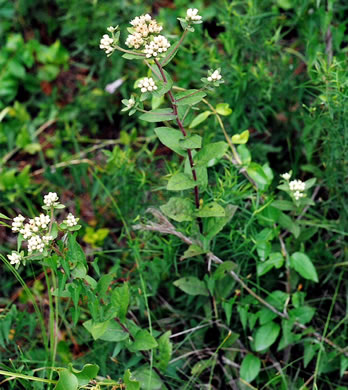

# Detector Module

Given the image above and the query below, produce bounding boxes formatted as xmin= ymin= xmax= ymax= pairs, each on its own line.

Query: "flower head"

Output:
xmin=64 ymin=213 xmax=79 ymax=227
xmin=12 ymin=214 xmax=25 ymax=232
xmin=7 ymin=251 xmax=22 ymax=265
xmin=186 ymin=8 xmax=202 ymax=22
xmin=130 ymin=14 xmax=162 ymax=38
xmin=44 ymin=192 xmax=59 ymax=207
xmin=281 ymin=172 xmax=291 ymax=181
xmin=144 ymin=35 xmax=170 ymax=58
xmin=137 ymin=77 xmax=157 ymax=93
xmin=28 ymin=235 xmax=45 ymax=253
xmin=289 ymin=179 xmax=306 ymax=201
xmin=125 ymin=33 xmax=144 ymax=49
xmin=100 ymin=33 xmax=115 ymax=55
xmin=207 ymin=69 xmax=222 ymax=82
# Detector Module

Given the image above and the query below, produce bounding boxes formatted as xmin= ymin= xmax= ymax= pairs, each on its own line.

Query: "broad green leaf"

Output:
xmin=257 ymin=252 xmax=284 ymax=277
xmin=289 ymin=306 xmax=316 ymax=324
xmin=0 ymin=213 xmax=10 ymax=220
xmin=194 ymin=141 xmax=228 ymax=167
xmin=240 ymin=354 xmax=261 ymax=382
xmin=246 ymin=163 xmax=269 ymax=190
xmin=96 ymin=273 xmax=114 ymax=299
xmin=130 ymin=330 xmax=158 ymax=351
xmin=305 ymin=177 xmax=316 ymax=190
xmin=191 ymin=359 xmax=214 ymax=375
xmin=154 ymin=331 xmax=172 ymax=371
xmin=215 ymin=103 xmax=232 ymax=116
xmin=290 ymin=252 xmax=318 ymax=282
xmin=179 ymin=134 xmax=202 ymax=149
xmin=180 ymin=245 xmax=206 ymax=260
xmin=69 ymin=364 xmax=99 ymax=386
xmin=213 ymin=261 xmax=238 ymax=280
xmin=254 ymin=321 xmax=280 ymax=351
xmin=189 ymin=111 xmax=212 ymax=128
xmin=83 ymin=320 xmax=109 ymax=340
xmin=237 ymin=144 xmax=251 ymax=165
xmin=175 ymin=90 xmax=206 ymax=106
xmin=271 ymin=200 xmax=295 ymax=211
xmin=340 ymin=355 xmax=348 ymax=377
xmin=173 ymin=276 xmax=209 ymax=296
xmin=205 ymin=204 xmax=238 ymax=241
xmin=122 ymin=53 xmax=144 ymax=60
xmin=67 ymin=234 xmax=86 ymax=265
xmin=304 ymin=342 xmax=319 ymax=368
xmin=167 ymin=172 xmax=196 ymax=191
xmin=196 ymin=202 xmax=225 ymax=218
xmin=184 ymin=151 xmax=208 ymax=189
xmin=139 ymin=108 xmax=176 ymax=122
xmin=111 ymin=283 xmax=130 ymax=320
xmin=231 ymin=130 xmax=249 ymax=144
xmin=278 ymin=212 xmax=300 ymax=238
xmin=54 ymin=368 xmax=78 ymax=390
xmin=124 ymin=369 xmax=140 ymax=390
xmin=160 ymin=197 xmax=194 ymax=222
xmin=154 ymin=127 xmax=185 ymax=156
xmin=134 ymin=367 xmax=162 ymax=390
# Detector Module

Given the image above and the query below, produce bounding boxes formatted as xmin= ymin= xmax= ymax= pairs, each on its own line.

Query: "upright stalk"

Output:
xmin=154 ymin=59 xmax=202 ymax=231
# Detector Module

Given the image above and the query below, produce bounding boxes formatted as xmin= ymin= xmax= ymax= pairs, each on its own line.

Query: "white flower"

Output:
xmin=44 ymin=192 xmax=59 ymax=207
xmin=293 ymin=191 xmax=305 ymax=200
xmin=281 ymin=172 xmax=291 ymax=181
xmin=130 ymin=14 xmax=162 ymax=38
xmin=20 ymin=223 xmax=34 ymax=239
xmin=64 ymin=213 xmax=79 ymax=227
xmin=207 ymin=69 xmax=222 ymax=82
xmin=289 ymin=180 xmax=306 ymax=192
xmin=107 ymin=26 xmax=117 ymax=33
xmin=12 ymin=214 xmax=25 ymax=232
xmin=127 ymin=98 xmax=135 ymax=109
xmin=144 ymin=35 xmax=170 ymax=58
xmin=34 ymin=214 xmax=51 ymax=229
xmin=7 ymin=251 xmax=22 ymax=265
xmin=28 ymin=235 xmax=45 ymax=253
xmin=100 ymin=33 xmax=115 ymax=55
xmin=42 ymin=235 xmax=53 ymax=244
xmin=186 ymin=8 xmax=202 ymax=22
xmin=125 ymin=33 xmax=144 ymax=49
xmin=137 ymin=77 xmax=157 ymax=93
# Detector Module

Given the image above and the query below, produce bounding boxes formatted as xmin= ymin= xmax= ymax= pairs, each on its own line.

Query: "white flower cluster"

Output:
xmin=125 ymin=33 xmax=144 ymax=49
xmin=281 ymin=172 xmax=291 ymax=181
xmin=64 ymin=213 xmax=79 ymax=227
xmin=127 ymin=98 xmax=135 ymax=109
xmin=186 ymin=8 xmax=202 ymax=22
xmin=9 ymin=193 xmax=80 ymax=260
xmin=137 ymin=77 xmax=157 ymax=93
xmin=130 ymin=14 xmax=162 ymax=38
xmin=144 ymin=35 xmax=171 ymax=58
xmin=7 ymin=251 xmax=22 ymax=265
xmin=208 ymin=69 xmax=222 ymax=82
xmin=289 ymin=179 xmax=306 ymax=200
xmin=44 ymin=192 xmax=59 ymax=207
xmin=100 ymin=34 xmax=115 ymax=55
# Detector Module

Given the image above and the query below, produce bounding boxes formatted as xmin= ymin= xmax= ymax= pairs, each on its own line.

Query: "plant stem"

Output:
xmin=161 ymin=29 xmax=188 ymax=66
xmin=154 ymin=59 xmax=202 ymax=232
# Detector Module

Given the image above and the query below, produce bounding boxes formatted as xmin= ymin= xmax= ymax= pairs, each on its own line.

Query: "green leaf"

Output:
xmin=133 ymin=367 xmax=162 ymax=390
xmin=257 ymin=252 xmax=284 ymax=277
xmin=111 ymin=283 xmax=130 ymax=320
xmin=215 ymin=103 xmax=232 ymax=116
xmin=246 ymin=163 xmax=269 ymax=190
xmin=175 ymin=90 xmax=206 ymax=106
xmin=82 ymin=320 xmax=109 ymax=340
xmin=130 ymin=330 xmax=158 ymax=351
xmin=179 ymin=134 xmax=202 ymax=149
xmin=124 ymin=369 xmax=140 ymax=390
xmin=240 ymin=354 xmax=261 ymax=383
xmin=122 ymin=53 xmax=144 ymax=60
xmin=0 ymin=212 xmax=10 ymax=220
xmin=173 ymin=276 xmax=209 ymax=296
xmin=254 ymin=321 xmax=280 ymax=351
xmin=154 ymin=127 xmax=185 ymax=155
xmin=69 ymin=364 xmax=99 ymax=386
xmin=167 ymin=172 xmax=196 ymax=191
xmin=237 ymin=144 xmax=251 ymax=165
xmin=305 ymin=177 xmax=316 ymax=190
xmin=189 ymin=111 xmax=212 ymax=128
xmin=194 ymin=142 xmax=228 ymax=167
xmin=96 ymin=273 xmax=114 ymax=298
xmin=290 ymin=252 xmax=318 ymax=282
xmin=98 ymin=320 xmax=129 ymax=342
xmin=304 ymin=342 xmax=319 ymax=368
xmin=154 ymin=331 xmax=172 ymax=371
xmin=213 ymin=261 xmax=238 ymax=280
xmin=54 ymin=368 xmax=78 ymax=390
xmin=278 ymin=212 xmax=300 ymax=238
xmin=191 ymin=359 xmax=214 ymax=375
xmin=231 ymin=130 xmax=249 ymax=144
xmin=180 ymin=245 xmax=206 ymax=260
xmin=205 ymin=204 xmax=238 ymax=241
xmin=196 ymin=202 xmax=225 ymax=218
xmin=139 ymin=108 xmax=176 ymax=122
xmin=67 ymin=234 xmax=86 ymax=265
xmin=289 ymin=306 xmax=316 ymax=324
xmin=160 ymin=197 xmax=194 ymax=222
xmin=271 ymin=200 xmax=295 ymax=211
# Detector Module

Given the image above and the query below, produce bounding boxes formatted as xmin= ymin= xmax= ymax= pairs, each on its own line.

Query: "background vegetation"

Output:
xmin=0 ymin=0 xmax=347 ymax=389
